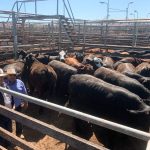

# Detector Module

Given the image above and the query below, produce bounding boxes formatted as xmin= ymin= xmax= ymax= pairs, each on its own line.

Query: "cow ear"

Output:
xmin=17 ymin=50 xmax=20 ymax=54
xmin=127 ymin=109 xmax=139 ymax=114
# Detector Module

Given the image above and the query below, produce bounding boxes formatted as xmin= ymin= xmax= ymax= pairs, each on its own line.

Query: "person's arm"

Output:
xmin=21 ymin=81 xmax=28 ymax=110
xmin=3 ymin=93 xmax=12 ymax=109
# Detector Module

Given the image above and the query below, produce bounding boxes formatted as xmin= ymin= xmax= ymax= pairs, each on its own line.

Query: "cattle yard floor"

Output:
xmin=9 ymin=104 xmax=103 ymax=150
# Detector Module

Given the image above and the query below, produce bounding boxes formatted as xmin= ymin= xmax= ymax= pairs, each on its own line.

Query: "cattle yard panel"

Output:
xmin=1 ymin=10 xmax=150 ymax=60
xmin=0 ymin=103 xmax=106 ymax=150
xmin=0 ymin=145 xmax=7 ymax=150
xmin=0 ymin=127 xmax=37 ymax=150
xmin=0 ymin=87 xmax=150 ymax=150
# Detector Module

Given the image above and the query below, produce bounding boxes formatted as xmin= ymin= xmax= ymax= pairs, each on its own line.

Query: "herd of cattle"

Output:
xmin=3 ymin=49 xmax=150 ymax=149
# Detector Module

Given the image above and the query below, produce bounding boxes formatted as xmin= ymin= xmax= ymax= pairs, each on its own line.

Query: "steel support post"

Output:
xmin=2 ymin=22 xmax=6 ymax=33
xmin=132 ymin=22 xmax=137 ymax=47
xmin=104 ymin=21 xmax=108 ymax=48
xmin=21 ymin=19 xmax=26 ymax=46
xmin=78 ymin=24 xmax=81 ymax=44
xmin=12 ymin=12 xmax=18 ymax=59
xmin=51 ymin=20 xmax=54 ymax=49
xmin=83 ymin=20 xmax=86 ymax=49
xmin=57 ymin=0 xmax=59 ymax=15
xmin=58 ymin=17 xmax=62 ymax=51
xmin=48 ymin=23 xmax=51 ymax=49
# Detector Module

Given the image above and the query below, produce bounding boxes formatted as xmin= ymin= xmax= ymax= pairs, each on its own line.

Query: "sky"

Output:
xmin=0 ymin=0 xmax=150 ymax=20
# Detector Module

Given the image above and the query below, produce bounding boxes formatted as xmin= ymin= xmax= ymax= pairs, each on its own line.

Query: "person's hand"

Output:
xmin=21 ymin=101 xmax=28 ymax=111
xmin=13 ymin=105 xmax=16 ymax=110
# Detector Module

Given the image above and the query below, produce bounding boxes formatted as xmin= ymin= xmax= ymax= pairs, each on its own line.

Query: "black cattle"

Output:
xmin=135 ymin=62 xmax=150 ymax=77
xmin=22 ymin=54 xmax=57 ymax=113
xmin=17 ymin=50 xmax=60 ymax=64
xmin=68 ymin=74 xmax=150 ymax=149
xmin=48 ymin=60 xmax=77 ymax=104
xmin=123 ymin=72 xmax=150 ymax=90
xmin=17 ymin=50 xmax=27 ymax=59
xmin=94 ymin=67 xmax=150 ymax=99
xmin=33 ymin=53 xmax=50 ymax=64
xmin=74 ymin=52 xmax=85 ymax=62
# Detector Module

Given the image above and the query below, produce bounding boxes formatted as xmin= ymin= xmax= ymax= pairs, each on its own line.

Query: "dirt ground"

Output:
xmin=9 ymin=103 xmax=103 ymax=150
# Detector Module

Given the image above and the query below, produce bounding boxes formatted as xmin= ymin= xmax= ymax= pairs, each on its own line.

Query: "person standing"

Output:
xmin=6 ymin=68 xmax=28 ymax=138
xmin=0 ymin=68 xmax=12 ymax=147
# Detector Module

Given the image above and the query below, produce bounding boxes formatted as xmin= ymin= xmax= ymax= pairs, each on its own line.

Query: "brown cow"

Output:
xmin=114 ymin=57 xmax=142 ymax=68
xmin=102 ymin=56 xmax=114 ymax=69
xmin=22 ymin=54 xmax=57 ymax=114
xmin=116 ymin=63 xmax=135 ymax=73
xmin=65 ymin=57 xmax=94 ymax=75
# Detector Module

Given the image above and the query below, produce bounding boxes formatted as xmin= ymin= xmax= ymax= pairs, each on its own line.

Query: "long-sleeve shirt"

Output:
xmin=6 ymin=79 xmax=27 ymax=108
xmin=0 ymin=83 xmax=12 ymax=108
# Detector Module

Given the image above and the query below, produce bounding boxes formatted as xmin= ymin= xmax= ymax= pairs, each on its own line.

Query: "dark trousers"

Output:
xmin=0 ymin=116 xmax=12 ymax=147
xmin=15 ymin=105 xmax=23 ymax=136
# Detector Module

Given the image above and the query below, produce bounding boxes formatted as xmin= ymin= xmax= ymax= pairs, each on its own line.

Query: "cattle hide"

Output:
xmin=68 ymin=74 xmax=150 ymax=149
xmin=94 ymin=67 xmax=150 ymax=99
xmin=135 ymin=62 xmax=150 ymax=77
xmin=48 ymin=60 xmax=77 ymax=104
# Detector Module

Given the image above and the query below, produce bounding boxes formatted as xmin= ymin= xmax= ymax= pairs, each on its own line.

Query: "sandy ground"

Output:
xmin=8 ymin=103 xmax=103 ymax=150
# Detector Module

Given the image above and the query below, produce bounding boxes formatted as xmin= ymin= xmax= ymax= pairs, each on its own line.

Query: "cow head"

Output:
xmin=59 ymin=50 xmax=67 ymax=62
xmin=75 ymin=52 xmax=84 ymax=62
xmin=93 ymin=57 xmax=103 ymax=69
xmin=24 ymin=53 xmax=36 ymax=68
xmin=17 ymin=50 xmax=27 ymax=60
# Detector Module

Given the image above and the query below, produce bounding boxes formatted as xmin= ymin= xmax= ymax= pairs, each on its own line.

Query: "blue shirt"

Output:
xmin=6 ymin=79 xmax=27 ymax=107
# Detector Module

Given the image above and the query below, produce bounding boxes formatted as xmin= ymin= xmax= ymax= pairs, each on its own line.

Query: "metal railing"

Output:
xmin=0 ymin=86 xmax=149 ymax=149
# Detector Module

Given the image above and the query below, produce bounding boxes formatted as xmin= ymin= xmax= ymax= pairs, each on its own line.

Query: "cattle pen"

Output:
xmin=0 ymin=0 xmax=150 ymax=150
xmin=0 ymin=87 xmax=150 ymax=150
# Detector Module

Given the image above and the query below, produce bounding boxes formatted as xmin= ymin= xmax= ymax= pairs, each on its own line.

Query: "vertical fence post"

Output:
xmin=132 ymin=21 xmax=137 ymax=47
xmin=21 ymin=19 xmax=25 ymax=46
xmin=57 ymin=0 xmax=59 ymax=15
xmin=48 ymin=23 xmax=51 ymax=49
xmin=104 ymin=20 xmax=108 ymax=48
xmin=51 ymin=20 xmax=54 ymax=49
xmin=59 ymin=17 xmax=62 ymax=51
xmin=78 ymin=24 xmax=80 ymax=44
xmin=101 ymin=21 xmax=103 ymax=45
xmin=12 ymin=12 xmax=18 ymax=60
xmin=135 ymin=22 xmax=138 ymax=47
xmin=83 ymin=20 xmax=86 ymax=50
xmin=2 ymin=22 xmax=6 ymax=33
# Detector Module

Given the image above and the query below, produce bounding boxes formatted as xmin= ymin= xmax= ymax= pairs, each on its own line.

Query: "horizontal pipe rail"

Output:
xmin=146 ymin=140 xmax=150 ymax=150
xmin=0 ymin=145 xmax=7 ymax=150
xmin=0 ymin=127 xmax=37 ymax=150
xmin=0 ymin=105 xmax=105 ymax=150
xmin=0 ymin=87 xmax=150 ymax=142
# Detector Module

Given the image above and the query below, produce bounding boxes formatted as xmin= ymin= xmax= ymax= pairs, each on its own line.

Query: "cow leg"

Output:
xmin=73 ymin=118 xmax=92 ymax=140
xmin=28 ymin=84 xmax=34 ymax=96
xmin=93 ymin=125 xmax=114 ymax=149
xmin=38 ymin=90 xmax=46 ymax=115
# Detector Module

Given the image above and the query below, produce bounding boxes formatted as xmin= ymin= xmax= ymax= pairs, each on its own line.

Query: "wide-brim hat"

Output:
xmin=0 ymin=68 xmax=7 ymax=77
xmin=6 ymin=68 xmax=17 ymax=75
